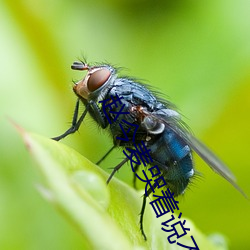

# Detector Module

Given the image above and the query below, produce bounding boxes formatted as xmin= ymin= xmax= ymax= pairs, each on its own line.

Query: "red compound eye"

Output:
xmin=87 ymin=68 xmax=111 ymax=92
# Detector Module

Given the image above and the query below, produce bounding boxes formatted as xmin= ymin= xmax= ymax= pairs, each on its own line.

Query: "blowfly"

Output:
xmin=52 ymin=60 xmax=246 ymax=239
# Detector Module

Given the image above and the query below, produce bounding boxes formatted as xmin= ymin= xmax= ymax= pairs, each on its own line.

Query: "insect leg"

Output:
xmin=139 ymin=182 xmax=158 ymax=240
xmin=96 ymin=145 xmax=116 ymax=165
xmin=52 ymin=99 xmax=88 ymax=141
xmin=107 ymin=157 xmax=129 ymax=184
xmin=132 ymin=164 xmax=140 ymax=189
xmin=89 ymin=100 xmax=107 ymax=129
xmin=140 ymin=194 xmax=147 ymax=240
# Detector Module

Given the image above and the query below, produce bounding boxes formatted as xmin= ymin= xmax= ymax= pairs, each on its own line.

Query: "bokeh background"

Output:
xmin=1 ymin=0 xmax=250 ymax=249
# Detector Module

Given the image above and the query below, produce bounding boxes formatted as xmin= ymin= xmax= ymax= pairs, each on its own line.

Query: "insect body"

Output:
xmin=52 ymin=60 xmax=246 ymax=238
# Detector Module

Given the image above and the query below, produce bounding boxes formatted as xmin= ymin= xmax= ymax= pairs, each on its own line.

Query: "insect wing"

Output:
xmin=147 ymin=110 xmax=247 ymax=198
xmin=178 ymin=128 xmax=247 ymax=198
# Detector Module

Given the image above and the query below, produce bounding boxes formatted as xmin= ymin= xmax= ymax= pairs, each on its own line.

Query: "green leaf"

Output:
xmin=19 ymin=128 xmax=227 ymax=250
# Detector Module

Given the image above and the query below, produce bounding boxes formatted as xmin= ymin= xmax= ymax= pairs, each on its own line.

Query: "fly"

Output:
xmin=52 ymin=60 xmax=247 ymax=239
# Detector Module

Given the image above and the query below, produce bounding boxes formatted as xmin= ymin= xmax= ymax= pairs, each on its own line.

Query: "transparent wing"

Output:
xmin=175 ymin=127 xmax=248 ymax=198
xmin=147 ymin=109 xmax=247 ymax=198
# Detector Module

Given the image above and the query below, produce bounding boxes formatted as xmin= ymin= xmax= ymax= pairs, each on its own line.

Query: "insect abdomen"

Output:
xmin=150 ymin=129 xmax=194 ymax=195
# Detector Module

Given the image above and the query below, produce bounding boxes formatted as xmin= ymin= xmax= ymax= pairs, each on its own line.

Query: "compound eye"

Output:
xmin=87 ymin=68 xmax=111 ymax=92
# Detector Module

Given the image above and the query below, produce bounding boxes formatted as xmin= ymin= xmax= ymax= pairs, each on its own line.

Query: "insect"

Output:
xmin=52 ymin=60 xmax=246 ymax=239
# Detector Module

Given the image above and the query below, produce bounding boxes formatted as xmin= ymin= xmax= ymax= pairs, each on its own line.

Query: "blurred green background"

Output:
xmin=1 ymin=0 xmax=250 ymax=249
